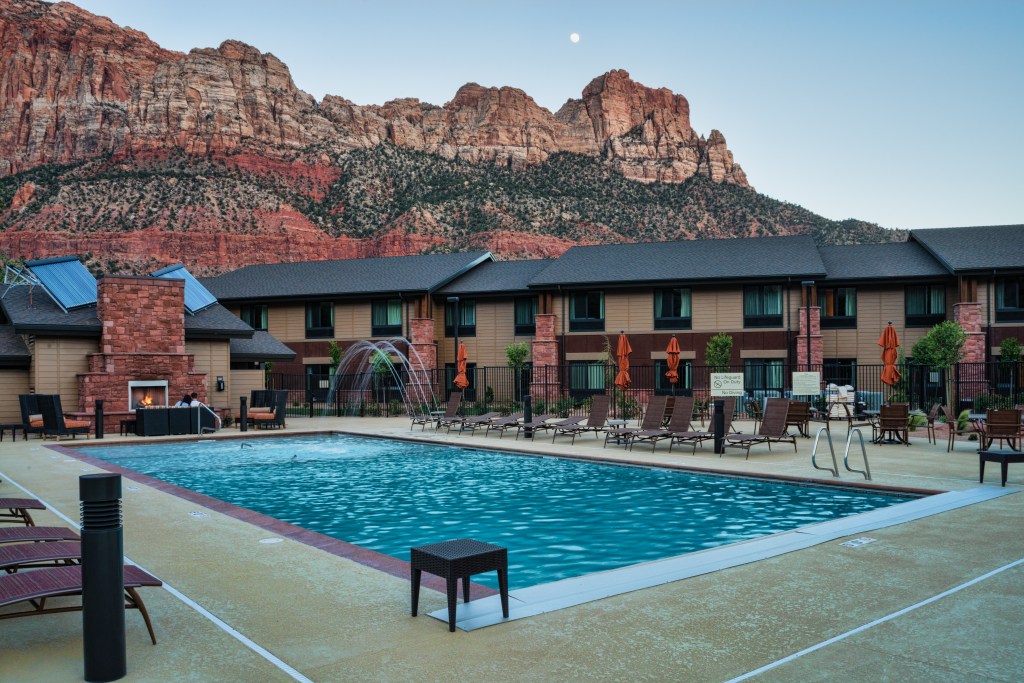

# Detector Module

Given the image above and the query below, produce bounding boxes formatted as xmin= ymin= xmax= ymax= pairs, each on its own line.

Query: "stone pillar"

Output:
xmin=954 ymin=302 xmax=986 ymax=362
xmin=406 ymin=318 xmax=437 ymax=406
xmin=796 ymin=306 xmax=823 ymax=368
xmin=530 ymin=314 xmax=560 ymax=404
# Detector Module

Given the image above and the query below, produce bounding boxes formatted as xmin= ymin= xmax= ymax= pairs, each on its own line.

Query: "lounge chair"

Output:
xmin=448 ymin=412 xmax=501 ymax=434
xmin=603 ymin=395 xmax=668 ymax=449
xmin=484 ymin=412 xmax=524 ymax=438
xmin=669 ymin=397 xmax=737 ymax=454
xmin=0 ymin=564 xmax=162 ymax=644
xmin=514 ymin=413 xmax=557 ymax=440
xmin=410 ymin=392 xmax=462 ymax=431
xmin=1 ymin=498 xmax=46 ymax=526
xmin=18 ymin=394 xmax=45 ymax=440
xmin=37 ymin=394 xmax=90 ymax=440
xmin=0 ymin=540 xmax=81 ymax=572
xmin=630 ymin=395 xmax=694 ymax=452
xmin=0 ymin=526 xmax=80 ymax=544
xmin=723 ymin=398 xmax=795 ymax=459
xmin=551 ymin=395 xmax=610 ymax=444
xmin=785 ymin=401 xmax=812 ymax=437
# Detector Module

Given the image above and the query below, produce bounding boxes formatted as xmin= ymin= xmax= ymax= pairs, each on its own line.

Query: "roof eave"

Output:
xmin=425 ymin=252 xmax=496 ymax=294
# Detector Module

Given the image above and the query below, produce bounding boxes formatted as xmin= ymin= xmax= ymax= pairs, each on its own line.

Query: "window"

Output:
xmin=305 ymin=364 xmax=332 ymax=401
xmin=569 ymin=291 xmax=605 ymax=332
xmin=444 ymin=301 xmax=476 ymax=337
xmin=995 ymin=277 xmax=1024 ymax=323
xmin=239 ymin=304 xmax=268 ymax=331
xmin=823 ymin=358 xmax=856 ymax=387
xmin=230 ymin=361 xmax=261 ymax=370
xmin=818 ymin=287 xmax=857 ymax=329
xmin=654 ymin=288 xmax=692 ymax=330
xmin=743 ymin=285 xmax=783 ymax=327
xmin=744 ymin=359 xmax=785 ymax=394
xmin=905 ymin=285 xmax=945 ymax=327
xmin=305 ymin=302 xmax=334 ymax=338
xmin=444 ymin=362 xmax=477 ymax=401
xmin=568 ymin=360 xmax=606 ymax=397
xmin=371 ymin=298 xmax=402 ymax=337
xmin=514 ymin=296 xmax=538 ymax=335
xmin=653 ymin=359 xmax=693 ymax=395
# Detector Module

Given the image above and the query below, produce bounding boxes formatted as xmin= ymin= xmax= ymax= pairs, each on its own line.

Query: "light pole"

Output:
xmin=801 ymin=281 xmax=814 ymax=372
xmin=446 ymin=296 xmax=459 ymax=390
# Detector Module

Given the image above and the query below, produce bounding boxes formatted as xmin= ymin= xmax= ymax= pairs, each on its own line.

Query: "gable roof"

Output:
xmin=910 ymin=225 xmax=1024 ymax=273
xmin=528 ymin=235 xmax=826 ymax=287
xmin=0 ymin=324 xmax=31 ymax=367
xmin=437 ymin=259 xmax=554 ymax=296
xmin=230 ymin=331 xmax=297 ymax=362
xmin=817 ymin=242 xmax=948 ymax=282
xmin=203 ymin=252 xmax=494 ymax=302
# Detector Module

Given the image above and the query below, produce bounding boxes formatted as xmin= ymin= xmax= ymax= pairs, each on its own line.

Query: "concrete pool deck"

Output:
xmin=2 ymin=417 xmax=1022 ymax=682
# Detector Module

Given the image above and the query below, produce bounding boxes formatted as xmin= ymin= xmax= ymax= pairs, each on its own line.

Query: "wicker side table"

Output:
xmin=410 ymin=538 xmax=509 ymax=632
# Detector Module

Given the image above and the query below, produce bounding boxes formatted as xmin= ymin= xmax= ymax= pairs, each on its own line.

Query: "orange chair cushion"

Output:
xmin=29 ymin=419 xmax=44 ymax=428
xmin=252 ymin=412 xmax=276 ymax=421
xmin=63 ymin=419 xmax=91 ymax=429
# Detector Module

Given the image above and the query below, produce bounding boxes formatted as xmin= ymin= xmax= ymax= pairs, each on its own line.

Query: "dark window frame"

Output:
xmin=818 ymin=287 xmax=857 ymax=329
xmin=653 ymin=359 xmax=693 ymax=395
xmin=239 ymin=303 xmax=268 ymax=331
xmin=822 ymin=358 xmax=857 ymax=387
xmin=569 ymin=291 xmax=605 ymax=332
xmin=444 ymin=300 xmax=477 ymax=338
xmin=568 ymin=360 xmax=607 ymax=397
xmin=305 ymin=301 xmax=334 ymax=339
xmin=905 ymin=285 xmax=946 ymax=327
xmin=371 ymin=298 xmax=403 ymax=337
xmin=653 ymin=287 xmax=692 ymax=330
xmin=995 ymin=276 xmax=1024 ymax=323
xmin=743 ymin=285 xmax=784 ymax=328
xmin=514 ymin=296 xmax=538 ymax=335
xmin=444 ymin=362 xmax=477 ymax=401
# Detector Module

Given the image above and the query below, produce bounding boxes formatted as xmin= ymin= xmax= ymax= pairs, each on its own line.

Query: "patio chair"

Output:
xmin=1 ymin=497 xmax=47 ymax=526
xmin=942 ymin=405 xmax=978 ymax=452
xmin=723 ymin=398 xmax=795 ymax=459
xmin=0 ymin=526 xmax=80 ymax=544
xmin=252 ymin=392 xmax=289 ymax=430
xmin=668 ymin=397 xmax=737 ymax=454
xmin=785 ymin=401 xmax=812 ymax=437
xmin=484 ymin=412 xmax=524 ymax=439
xmin=514 ymin=413 xmax=558 ymax=440
xmin=924 ymin=403 xmax=940 ymax=444
xmin=0 ymin=564 xmax=162 ymax=645
xmin=877 ymin=403 xmax=910 ymax=446
xmin=602 ymin=395 xmax=668 ymax=449
xmin=410 ymin=392 xmax=462 ymax=431
xmin=628 ymin=395 xmax=693 ymax=452
xmin=550 ymin=395 xmax=610 ymax=444
xmin=0 ymin=540 xmax=81 ymax=572
xmin=982 ymin=408 xmax=1022 ymax=450
xmin=447 ymin=411 xmax=501 ymax=434
xmin=37 ymin=394 xmax=90 ymax=440
xmin=745 ymin=399 xmax=764 ymax=433
xmin=18 ymin=394 xmax=46 ymax=440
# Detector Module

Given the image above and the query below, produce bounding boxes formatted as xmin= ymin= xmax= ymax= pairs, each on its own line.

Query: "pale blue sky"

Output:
xmin=72 ymin=0 xmax=1023 ymax=231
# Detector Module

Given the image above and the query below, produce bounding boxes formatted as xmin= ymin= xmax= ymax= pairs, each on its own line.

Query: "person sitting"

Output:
xmin=174 ymin=394 xmax=191 ymax=407
xmin=189 ymin=392 xmax=204 ymax=407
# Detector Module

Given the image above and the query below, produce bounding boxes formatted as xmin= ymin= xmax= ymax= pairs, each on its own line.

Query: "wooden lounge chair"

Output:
xmin=982 ymin=408 xmax=1022 ymax=450
xmin=0 ymin=564 xmax=162 ymax=644
xmin=0 ymin=498 xmax=46 ymax=526
xmin=877 ymin=403 xmax=910 ymax=446
xmin=723 ymin=398 xmax=795 ymax=459
xmin=514 ymin=413 xmax=557 ymax=440
xmin=484 ymin=412 xmax=524 ymax=438
xmin=631 ymin=395 xmax=696 ymax=452
xmin=603 ymin=395 xmax=668 ymax=449
xmin=551 ymin=395 xmax=610 ymax=444
xmin=669 ymin=397 xmax=737 ymax=454
xmin=37 ymin=394 xmax=90 ymax=440
xmin=448 ymin=412 xmax=501 ymax=434
xmin=0 ymin=526 xmax=80 ymax=544
xmin=785 ymin=401 xmax=812 ymax=437
xmin=410 ymin=392 xmax=462 ymax=431
xmin=0 ymin=540 xmax=81 ymax=572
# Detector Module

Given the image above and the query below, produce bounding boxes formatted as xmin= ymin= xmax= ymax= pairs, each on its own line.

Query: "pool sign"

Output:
xmin=711 ymin=373 xmax=744 ymax=397
xmin=792 ymin=372 xmax=822 ymax=396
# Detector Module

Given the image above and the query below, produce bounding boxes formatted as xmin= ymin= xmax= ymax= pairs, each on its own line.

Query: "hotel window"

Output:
xmin=371 ymin=298 xmax=403 ymax=337
xmin=743 ymin=285 xmax=783 ymax=328
xmin=568 ymin=360 xmax=606 ymax=397
xmin=995 ymin=277 xmax=1024 ymax=323
xmin=818 ymin=287 xmax=856 ymax=329
xmin=905 ymin=285 xmax=945 ymax=327
xmin=305 ymin=302 xmax=334 ymax=339
xmin=744 ymin=359 xmax=785 ymax=394
xmin=653 ymin=288 xmax=692 ymax=330
xmin=823 ymin=358 xmax=857 ymax=387
xmin=444 ymin=363 xmax=477 ymax=401
xmin=569 ymin=291 xmax=605 ymax=332
xmin=239 ymin=303 xmax=268 ymax=331
xmin=653 ymin=359 xmax=693 ymax=395
xmin=444 ymin=300 xmax=476 ymax=337
xmin=514 ymin=296 xmax=538 ymax=335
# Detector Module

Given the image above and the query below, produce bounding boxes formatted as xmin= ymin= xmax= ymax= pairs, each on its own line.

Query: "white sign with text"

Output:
xmin=792 ymin=372 xmax=822 ymax=396
xmin=711 ymin=373 xmax=744 ymax=397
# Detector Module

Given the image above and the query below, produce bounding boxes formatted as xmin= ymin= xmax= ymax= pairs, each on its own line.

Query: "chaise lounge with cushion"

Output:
xmin=36 ymin=394 xmax=90 ymax=440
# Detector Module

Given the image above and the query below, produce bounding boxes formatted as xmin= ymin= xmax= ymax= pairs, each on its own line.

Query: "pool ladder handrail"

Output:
xmin=810 ymin=426 xmax=839 ymax=477
xmin=843 ymin=427 xmax=872 ymax=480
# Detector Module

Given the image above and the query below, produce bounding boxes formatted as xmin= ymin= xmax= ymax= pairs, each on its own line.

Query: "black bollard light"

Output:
xmin=713 ymin=399 xmax=725 ymax=454
xmin=240 ymin=396 xmax=248 ymax=433
xmin=80 ymin=473 xmax=125 ymax=682
xmin=95 ymin=399 xmax=104 ymax=440
xmin=523 ymin=394 xmax=533 ymax=439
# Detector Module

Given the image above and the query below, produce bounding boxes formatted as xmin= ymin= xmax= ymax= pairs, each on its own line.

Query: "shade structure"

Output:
xmin=454 ymin=343 xmax=470 ymax=390
xmin=879 ymin=323 xmax=902 ymax=386
xmin=665 ymin=335 xmax=681 ymax=392
xmin=614 ymin=332 xmax=632 ymax=390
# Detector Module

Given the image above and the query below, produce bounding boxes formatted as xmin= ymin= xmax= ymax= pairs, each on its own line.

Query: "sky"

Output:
xmin=70 ymin=0 xmax=1023 ymax=231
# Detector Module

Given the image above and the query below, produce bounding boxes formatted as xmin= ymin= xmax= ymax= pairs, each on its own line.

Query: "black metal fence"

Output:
xmin=265 ymin=361 xmax=1023 ymax=419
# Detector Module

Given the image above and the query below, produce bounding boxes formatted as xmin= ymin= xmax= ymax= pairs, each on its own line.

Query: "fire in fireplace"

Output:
xmin=128 ymin=380 xmax=169 ymax=412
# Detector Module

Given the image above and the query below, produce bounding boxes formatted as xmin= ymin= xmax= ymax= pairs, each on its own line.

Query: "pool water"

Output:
xmin=82 ymin=434 xmax=910 ymax=589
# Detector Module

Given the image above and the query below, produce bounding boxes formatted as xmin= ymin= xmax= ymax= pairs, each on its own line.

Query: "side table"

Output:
xmin=979 ymin=449 xmax=1024 ymax=487
xmin=410 ymin=538 xmax=509 ymax=632
xmin=0 ymin=423 xmax=23 ymax=442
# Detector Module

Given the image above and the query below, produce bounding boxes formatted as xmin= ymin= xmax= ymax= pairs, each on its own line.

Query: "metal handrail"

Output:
xmin=199 ymin=404 xmax=221 ymax=433
xmin=844 ymin=427 xmax=872 ymax=480
xmin=810 ymin=426 xmax=839 ymax=477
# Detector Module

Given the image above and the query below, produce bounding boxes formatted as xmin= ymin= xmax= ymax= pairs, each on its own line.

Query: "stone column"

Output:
xmin=406 ymin=318 xmax=437 ymax=406
xmin=954 ymin=302 xmax=986 ymax=362
xmin=530 ymin=314 xmax=560 ymax=405
xmin=796 ymin=306 xmax=823 ymax=369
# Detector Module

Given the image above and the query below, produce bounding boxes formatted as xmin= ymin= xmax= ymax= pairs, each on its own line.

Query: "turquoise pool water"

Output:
xmin=81 ymin=434 xmax=910 ymax=589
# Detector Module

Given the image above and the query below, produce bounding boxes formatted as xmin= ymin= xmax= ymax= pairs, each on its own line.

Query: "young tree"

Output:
xmin=705 ymin=333 xmax=734 ymax=372
xmin=505 ymin=342 xmax=530 ymax=400
xmin=328 ymin=341 xmax=343 ymax=375
xmin=911 ymin=321 xmax=967 ymax=410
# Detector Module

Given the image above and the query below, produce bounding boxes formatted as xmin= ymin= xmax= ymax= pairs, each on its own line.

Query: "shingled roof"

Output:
xmin=230 ymin=331 xmax=296 ymax=362
xmin=528 ymin=235 xmax=826 ymax=287
xmin=817 ymin=242 xmax=948 ymax=282
xmin=437 ymin=259 xmax=554 ymax=295
xmin=0 ymin=324 xmax=31 ymax=367
xmin=911 ymin=225 xmax=1024 ymax=273
xmin=203 ymin=252 xmax=494 ymax=302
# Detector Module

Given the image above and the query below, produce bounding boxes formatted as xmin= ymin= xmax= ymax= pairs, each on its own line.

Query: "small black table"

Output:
xmin=0 ymin=423 xmax=22 ymax=442
xmin=979 ymin=449 xmax=1024 ymax=487
xmin=410 ymin=538 xmax=509 ymax=632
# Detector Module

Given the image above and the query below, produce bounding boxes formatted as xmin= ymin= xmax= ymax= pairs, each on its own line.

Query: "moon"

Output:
xmin=569 ymin=32 xmax=580 ymax=43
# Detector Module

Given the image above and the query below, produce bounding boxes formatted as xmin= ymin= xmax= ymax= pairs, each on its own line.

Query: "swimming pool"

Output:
xmin=81 ymin=434 xmax=911 ymax=589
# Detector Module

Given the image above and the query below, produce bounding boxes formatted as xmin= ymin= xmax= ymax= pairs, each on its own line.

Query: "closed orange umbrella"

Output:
xmin=614 ymin=331 xmax=632 ymax=390
xmin=454 ymin=342 xmax=470 ymax=389
xmin=665 ymin=335 xmax=681 ymax=393
xmin=879 ymin=322 xmax=902 ymax=387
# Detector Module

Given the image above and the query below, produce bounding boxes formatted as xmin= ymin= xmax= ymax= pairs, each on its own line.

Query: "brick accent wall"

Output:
xmin=795 ymin=306 xmax=823 ymax=368
xmin=530 ymin=313 xmax=560 ymax=402
xmin=406 ymin=317 xmax=437 ymax=400
xmin=954 ymin=302 xmax=986 ymax=362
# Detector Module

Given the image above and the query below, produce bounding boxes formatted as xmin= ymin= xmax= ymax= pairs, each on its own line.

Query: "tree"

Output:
xmin=705 ymin=333 xmax=734 ymax=372
xmin=999 ymin=336 xmax=1022 ymax=399
xmin=505 ymin=341 xmax=530 ymax=401
xmin=328 ymin=341 xmax=343 ymax=375
xmin=911 ymin=321 xmax=967 ymax=410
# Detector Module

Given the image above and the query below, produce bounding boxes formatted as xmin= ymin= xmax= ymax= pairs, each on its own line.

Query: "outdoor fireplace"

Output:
xmin=128 ymin=380 xmax=169 ymax=412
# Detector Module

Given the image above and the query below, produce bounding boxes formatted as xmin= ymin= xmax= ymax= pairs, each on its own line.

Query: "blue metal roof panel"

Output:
xmin=153 ymin=264 xmax=219 ymax=314
xmin=24 ymin=256 xmax=97 ymax=310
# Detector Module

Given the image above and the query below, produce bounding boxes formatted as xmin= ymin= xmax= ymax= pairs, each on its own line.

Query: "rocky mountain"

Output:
xmin=0 ymin=0 xmax=899 ymax=273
